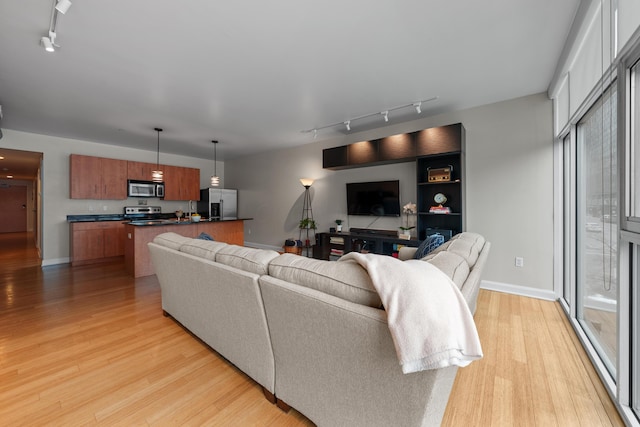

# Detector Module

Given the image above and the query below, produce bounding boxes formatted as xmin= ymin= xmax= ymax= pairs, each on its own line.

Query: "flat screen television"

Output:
xmin=346 ymin=180 xmax=401 ymax=217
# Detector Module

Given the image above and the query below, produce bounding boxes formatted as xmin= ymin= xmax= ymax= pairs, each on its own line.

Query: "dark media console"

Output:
xmin=313 ymin=230 xmax=420 ymax=260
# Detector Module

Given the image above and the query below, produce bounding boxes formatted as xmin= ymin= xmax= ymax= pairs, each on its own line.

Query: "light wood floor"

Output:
xmin=0 ymin=232 xmax=624 ymax=426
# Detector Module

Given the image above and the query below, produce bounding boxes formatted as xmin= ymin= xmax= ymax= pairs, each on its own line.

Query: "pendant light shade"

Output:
xmin=152 ymin=128 xmax=163 ymax=183
xmin=210 ymin=140 xmax=220 ymax=187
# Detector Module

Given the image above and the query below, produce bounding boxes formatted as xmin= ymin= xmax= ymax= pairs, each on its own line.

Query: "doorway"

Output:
xmin=0 ymin=147 xmax=43 ymax=260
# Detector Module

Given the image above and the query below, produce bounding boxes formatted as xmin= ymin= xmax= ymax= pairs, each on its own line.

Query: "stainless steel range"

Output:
xmin=124 ymin=206 xmax=162 ymax=219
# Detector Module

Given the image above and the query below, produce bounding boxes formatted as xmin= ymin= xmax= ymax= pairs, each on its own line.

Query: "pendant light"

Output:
xmin=151 ymin=128 xmax=163 ymax=182
xmin=210 ymin=140 xmax=220 ymax=187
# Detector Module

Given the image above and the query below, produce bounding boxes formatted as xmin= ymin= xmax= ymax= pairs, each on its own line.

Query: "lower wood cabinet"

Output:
xmin=70 ymin=221 xmax=125 ymax=265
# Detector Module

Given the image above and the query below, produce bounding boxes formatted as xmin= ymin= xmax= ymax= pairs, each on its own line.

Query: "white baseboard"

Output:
xmin=244 ymin=241 xmax=282 ymax=252
xmin=480 ymin=280 xmax=557 ymax=301
xmin=41 ymin=257 xmax=70 ymax=267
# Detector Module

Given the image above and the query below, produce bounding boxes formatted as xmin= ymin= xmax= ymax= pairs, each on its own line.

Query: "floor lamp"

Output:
xmin=299 ymin=178 xmax=315 ymax=257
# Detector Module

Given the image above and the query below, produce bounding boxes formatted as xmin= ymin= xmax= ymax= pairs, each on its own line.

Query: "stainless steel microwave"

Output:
xmin=127 ymin=180 xmax=164 ymax=198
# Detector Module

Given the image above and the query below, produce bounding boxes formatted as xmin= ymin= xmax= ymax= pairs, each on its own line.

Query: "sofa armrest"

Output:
xmin=398 ymin=247 xmax=418 ymax=260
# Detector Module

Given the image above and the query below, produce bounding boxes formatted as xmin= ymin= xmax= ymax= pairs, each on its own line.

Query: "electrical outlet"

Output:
xmin=515 ymin=257 xmax=524 ymax=267
xmin=138 ymin=199 xmax=147 ymax=205
xmin=102 ymin=205 xmax=108 ymax=212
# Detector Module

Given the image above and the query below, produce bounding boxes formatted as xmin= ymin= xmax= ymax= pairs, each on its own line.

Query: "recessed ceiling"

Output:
xmin=0 ymin=0 xmax=580 ymax=164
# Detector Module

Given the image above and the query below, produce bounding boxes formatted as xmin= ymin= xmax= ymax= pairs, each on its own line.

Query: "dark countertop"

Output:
xmin=67 ymin=214 xmax=129 ymax=222
xmin=67 ymin=213 xmax=251 ymax=225
xmin=126 ymin=218 xmax=251 ymax=226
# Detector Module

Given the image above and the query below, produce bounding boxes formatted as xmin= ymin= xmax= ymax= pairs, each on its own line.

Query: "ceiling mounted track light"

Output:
xmin=41 ymin=0 xmax=70 ymax=52
xmin=210 ymin=140 xmax=220 ymax=187
xmin=302 ymin=96 xmax=438 ymax=137
xmin=41 ymin=36 xmax=55 ymax=52
xmin=151 ymin=128 xmax=164 ymax=183
xmin=55 ymin=0 xmax=72 ymax=14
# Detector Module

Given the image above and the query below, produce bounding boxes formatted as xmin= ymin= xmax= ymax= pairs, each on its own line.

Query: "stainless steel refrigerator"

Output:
xmin=197 ymin=188 xmax=238 ymax=220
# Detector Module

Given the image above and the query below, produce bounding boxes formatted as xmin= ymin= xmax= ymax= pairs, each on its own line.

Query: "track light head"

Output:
xmin=41 ymin=36 xmax=55 ymax=52
xmin=344 ymin=121 xmax=351 ymax=131
xmin=382 ymin=111 xmax=389 ymax=122
xmin=55 ymin=0 xmax=72 ymax=14
xmin=414 ymin=102 xmax=422 ymax=114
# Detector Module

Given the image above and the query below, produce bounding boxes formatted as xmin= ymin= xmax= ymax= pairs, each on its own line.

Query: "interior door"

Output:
xmin=0 ymin=185 xmax=27 ymax=233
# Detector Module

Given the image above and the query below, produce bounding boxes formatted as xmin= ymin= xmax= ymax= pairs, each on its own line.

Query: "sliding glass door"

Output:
xmin=575 ymin=83 xmax=618 ymax=376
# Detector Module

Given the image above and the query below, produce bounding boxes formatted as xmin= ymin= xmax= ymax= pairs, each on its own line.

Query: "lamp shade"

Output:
xmin=299 ymin=178 xmax=314 ymax=187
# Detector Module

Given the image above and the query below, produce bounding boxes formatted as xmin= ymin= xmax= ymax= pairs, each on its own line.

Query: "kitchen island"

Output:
xmin=124 ymin=219 xmax=248 ymax=278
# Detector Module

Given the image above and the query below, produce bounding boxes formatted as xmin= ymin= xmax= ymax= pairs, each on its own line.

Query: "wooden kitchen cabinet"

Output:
xmin=127 ymin=161 xmax=157 ymax=181
xmin=70 ymin=221 xmax=126 ymax=265
xmin=163 ymin=165 xmax=200 ymax=201
xmin=70 ymin=155 xmax=127 ymax=200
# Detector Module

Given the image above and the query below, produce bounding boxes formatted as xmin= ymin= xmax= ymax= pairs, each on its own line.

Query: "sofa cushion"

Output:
xmin=422 ymin=251 xmax=470 ymax=289
xmin=268 ymin=254 xmax=382 ymax=308
xmin=179 ymin=239 xmax=228 ymax=261
xmin=447 ymin=238 xmax=479 ymax=267
xmin=452 ymin=232 xmax=486 ymax=255
xmin=153 ymin=232 xmax=192 ymax=250
xmin=216 ymin=245 xmax=280 ymax=275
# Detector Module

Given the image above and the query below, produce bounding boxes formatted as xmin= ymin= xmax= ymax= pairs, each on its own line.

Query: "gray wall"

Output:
xmin=227 ymin=93 xmax=554 ymax=292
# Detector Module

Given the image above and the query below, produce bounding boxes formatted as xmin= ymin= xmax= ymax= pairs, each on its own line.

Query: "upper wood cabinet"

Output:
xmin=70 ymin=155 xmax=127 ymax=200
xmin=162 ymin=165 xmax=200 ymax=201
xmin=71 ymin=154 xmax=201 ymax=201
xmin=127 ymin=161 xmax=157 ymax=181
xmin=322 ymin=123 xmax=464 ymax=170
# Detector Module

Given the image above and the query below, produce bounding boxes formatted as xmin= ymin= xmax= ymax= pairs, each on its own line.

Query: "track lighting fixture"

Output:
xmin=55 ymin=0 xmax=72 ymax=14
xmin=302 ymin=96 xmax=438 ymax=137
xmin=41 ymin=36 xmax=55 ymax=52
xmin=41 ymin=0 xmax=70 ymax=53
xmin=210 ymin=140 xmax=220 ymax=187
xmin=151 ymin=128 xmax=164 ymax=183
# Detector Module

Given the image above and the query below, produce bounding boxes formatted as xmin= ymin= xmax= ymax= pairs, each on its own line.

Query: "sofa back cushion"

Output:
xmin=447 ymin=238 xmax=480 ymax=267
xmin=422 ymin=251 xmax=470 ymax=289
xmin=268 ymin=254 xmax=381 ymax=308
xmin=451 ymin=232 xmax=486 ymax=256
xmin=216 ymin=245 xmax=280 ymax=275
xmin=153 ymin=232 xmax=192 ymax=250
xmin=179 ymin=239 xmax=229 ymax=261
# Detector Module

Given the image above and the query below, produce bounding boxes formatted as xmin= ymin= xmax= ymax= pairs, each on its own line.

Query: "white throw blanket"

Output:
xmin=340 ymin=252 xmax=483 ymax=373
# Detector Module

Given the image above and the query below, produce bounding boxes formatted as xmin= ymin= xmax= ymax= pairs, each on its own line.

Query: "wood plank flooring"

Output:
xmin=0 ymin=232 xmax=624 ymax=426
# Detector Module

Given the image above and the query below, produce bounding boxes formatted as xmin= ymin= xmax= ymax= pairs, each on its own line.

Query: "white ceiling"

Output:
xmin=0 ymin=0 xmax=579 ymax=172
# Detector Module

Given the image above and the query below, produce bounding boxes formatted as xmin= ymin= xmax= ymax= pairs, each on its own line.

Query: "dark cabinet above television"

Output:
xmin=322 ymin=123 xmax=462 ymax=170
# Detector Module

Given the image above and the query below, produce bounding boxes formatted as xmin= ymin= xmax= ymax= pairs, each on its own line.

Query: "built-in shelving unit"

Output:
xmin=322 ymin=122 xmax=466 ymax=242
xmin=314 ymin=230 xmax=419 ymax=260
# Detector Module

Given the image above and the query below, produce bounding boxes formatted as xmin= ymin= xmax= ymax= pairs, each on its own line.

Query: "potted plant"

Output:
xmin=299 ymin=218 xmax=317 ymax=230
xmin=335 ymin=219 xmax=343 ymax=232
xmin=399 ymin=202 xmax=417 ymax=239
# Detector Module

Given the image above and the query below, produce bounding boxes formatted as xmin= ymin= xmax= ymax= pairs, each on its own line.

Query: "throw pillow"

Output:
xmin=413 ymin=233 xmax=445 ymax=259
xmin=197 ymin=232 xmax=214 ymax=241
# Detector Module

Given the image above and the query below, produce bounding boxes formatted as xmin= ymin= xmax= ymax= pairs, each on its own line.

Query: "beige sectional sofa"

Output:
xmin=148 ymin=231 xmax=490 ymax=427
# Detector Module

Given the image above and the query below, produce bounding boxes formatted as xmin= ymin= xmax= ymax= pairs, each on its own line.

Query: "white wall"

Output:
xmin=227 ymin=93 xmax=554 ymax=292
xmin=0 ymin=129 xmax=223 ymax=265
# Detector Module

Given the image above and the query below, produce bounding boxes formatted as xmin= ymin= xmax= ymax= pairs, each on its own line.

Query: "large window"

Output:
xmin=576 ymin=82 xmax=618 ymax=375
xmin=632 ymin=60 xmax=640 ymax=221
